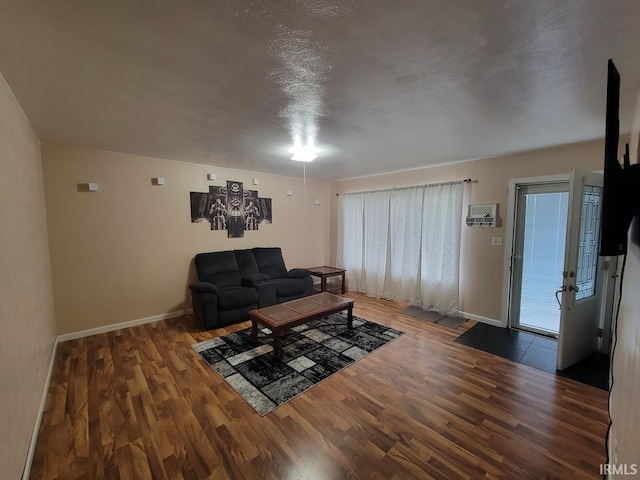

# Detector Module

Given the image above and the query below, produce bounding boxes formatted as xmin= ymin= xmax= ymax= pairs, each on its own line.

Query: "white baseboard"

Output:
xmin=57 ymin=309 xmax=190 ymax=342
xmin=22 ymin=335 xmax=59 ymax=480
xmin=460 ymin=311 xmax=505 ymax=327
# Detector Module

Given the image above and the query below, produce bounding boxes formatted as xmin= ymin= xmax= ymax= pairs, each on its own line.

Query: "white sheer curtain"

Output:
xmin=419 ymin=183 xmax=463 ymax=313
xmin=337 ymin=193 xmax=364 ymax=290
xmin=337 ymin=191 xmax=390 ymax=296
xmin=337 ymin=182 xmax=463 ymax=314
xmin=384 ymin=187 xmax=425 ymax=304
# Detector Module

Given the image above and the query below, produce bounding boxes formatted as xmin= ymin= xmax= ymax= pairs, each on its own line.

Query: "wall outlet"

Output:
xmin=287 ymin=190 xmax=293 ymax=196
xmin=492 ymin=236 xmax=503 ymax=246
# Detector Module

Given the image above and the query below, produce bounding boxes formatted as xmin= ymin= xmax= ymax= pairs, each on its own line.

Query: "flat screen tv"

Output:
xmin=599 ymin=59 xmax=634 ymax=256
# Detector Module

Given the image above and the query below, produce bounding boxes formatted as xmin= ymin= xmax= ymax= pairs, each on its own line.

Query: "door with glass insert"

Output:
xmin=510 ymin=182 xmax=569 ymax=335
xmin=557 ymin=170 xmax=604 ymax=371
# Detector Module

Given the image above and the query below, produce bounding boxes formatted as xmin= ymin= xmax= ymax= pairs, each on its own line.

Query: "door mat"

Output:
xmin=400 ymin=306 xmax=467 ymax=328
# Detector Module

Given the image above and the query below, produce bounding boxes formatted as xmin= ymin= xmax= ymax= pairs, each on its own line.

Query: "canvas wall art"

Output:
xmin=258 ymin=197 xmax=272 ymax=224
xmin=244 ymin=190 xmax=259 ymax=231
xmin=190 ymin=192 xmax=212 ymax=223
xmin=209 ymin=185 xmax=227 ymax=230
xmin=190 ymin=180 xmax=272 ymax=237
xmin=227 ymin=181 xmax=244 ymax=238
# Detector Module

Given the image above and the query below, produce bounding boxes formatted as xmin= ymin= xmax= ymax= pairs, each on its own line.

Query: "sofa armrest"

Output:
xmin=255 ymin=281 xmax=277 ymax=307
xmin=189 ymin=282 xmax=218 ymax=294
xmin=288 ymin=268 xmax=311 ymax=279
xmin=242 ymin=273 xmax=270 ymax=287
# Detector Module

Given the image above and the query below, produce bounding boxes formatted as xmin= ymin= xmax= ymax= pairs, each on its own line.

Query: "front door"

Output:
xmin=556 ymin=169 xmax=605 ymax=371
xmin=510 ymin=182 xmax=570 ymax=336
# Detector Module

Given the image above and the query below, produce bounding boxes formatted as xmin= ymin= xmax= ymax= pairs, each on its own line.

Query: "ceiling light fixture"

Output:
xmin=290 ymin=136 xmax=318 ymax=162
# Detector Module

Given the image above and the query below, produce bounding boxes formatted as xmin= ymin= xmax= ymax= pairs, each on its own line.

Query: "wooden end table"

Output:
xmin=307 ymin=266 xmax=346 ymax=294
xmin=249 ymin=292 xmax=354 ymax=359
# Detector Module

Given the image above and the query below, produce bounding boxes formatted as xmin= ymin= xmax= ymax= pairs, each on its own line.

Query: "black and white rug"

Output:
xmin=192 ymin=313 xmax=404 ymax=415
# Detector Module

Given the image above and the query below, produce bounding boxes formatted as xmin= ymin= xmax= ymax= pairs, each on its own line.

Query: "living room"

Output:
xmin=2 ymin=2 xmax=640 ymax=479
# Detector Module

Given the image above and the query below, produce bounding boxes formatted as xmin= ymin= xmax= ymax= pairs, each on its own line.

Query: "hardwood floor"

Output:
xmin=30 ymin=293 xmax=609 ymax=479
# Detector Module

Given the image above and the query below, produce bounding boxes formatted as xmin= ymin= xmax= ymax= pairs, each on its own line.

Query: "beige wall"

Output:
xmin=42 ymin=144 xmax=330 ymax=334
xmin=609 ymin=93 xmax=640 ymax=478
xmin=330 ymin=141 xmax=605 ymax=321
xmin=0 ymin=74 xmax=56 ymax=478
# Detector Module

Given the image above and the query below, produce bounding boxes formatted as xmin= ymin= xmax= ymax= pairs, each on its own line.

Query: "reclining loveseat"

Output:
xmin=189 ymin=247 xmax=313 ymax=329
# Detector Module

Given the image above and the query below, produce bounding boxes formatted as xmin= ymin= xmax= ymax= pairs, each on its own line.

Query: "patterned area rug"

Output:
xmin=192 ymin=313 xmax=404 ymax=415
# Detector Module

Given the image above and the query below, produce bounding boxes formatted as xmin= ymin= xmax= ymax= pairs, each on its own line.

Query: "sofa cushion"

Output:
xmin=195 ymin=251 xmax=242 ymax=289
xmin=217 ymin=286 xmax=259 ymax=310
xmin=234 ymin=249 xmax=259 ymax=276
xmin=242 ymin=273 xmax=270 ymax=287
xmin=252 ymin=247 xmax=288 ymax=279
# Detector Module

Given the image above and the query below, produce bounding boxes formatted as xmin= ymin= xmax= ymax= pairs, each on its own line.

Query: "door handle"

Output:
xmin=555 ymin=286 xmax=566 ymax=309
xmin=568 ymin=285 xmax=580 ymax=292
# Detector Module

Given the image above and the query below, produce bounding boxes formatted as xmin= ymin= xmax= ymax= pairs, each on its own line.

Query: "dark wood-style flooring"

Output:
xmin=30 ymin=293 xmax=609 ymax=479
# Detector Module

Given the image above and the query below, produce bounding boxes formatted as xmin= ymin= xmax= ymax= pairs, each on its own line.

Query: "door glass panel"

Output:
xmin=519 ymin=191 xmax=569 ymax=334
xmin=575 ymin=185 xmax=602 ymax=300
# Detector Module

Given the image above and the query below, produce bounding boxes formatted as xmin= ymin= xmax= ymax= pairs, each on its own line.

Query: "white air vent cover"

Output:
xmin=466 ymin=203 xmax=497 ymax=227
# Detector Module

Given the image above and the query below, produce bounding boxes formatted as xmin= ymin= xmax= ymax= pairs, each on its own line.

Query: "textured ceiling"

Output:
xmin=1 ymin=0 xmax=640 ymax=181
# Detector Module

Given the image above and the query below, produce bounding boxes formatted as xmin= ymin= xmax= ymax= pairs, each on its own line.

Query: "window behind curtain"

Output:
xmin=337 ymin=182 xmax=463 ymax=314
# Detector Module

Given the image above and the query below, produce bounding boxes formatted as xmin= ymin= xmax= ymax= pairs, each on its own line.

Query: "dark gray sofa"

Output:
xmin=189 ymin=247 xmax=313 ymax=329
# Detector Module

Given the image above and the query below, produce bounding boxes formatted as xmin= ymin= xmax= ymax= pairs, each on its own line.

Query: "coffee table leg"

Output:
xmin=272 ymin=332 xmax=282 ymax=359
xmin=341 ymin=272 xmax=346 ymax=294
xmin=251 ymin=319 xmax=258 ymax=343
xmin=347 ymin=303 xmax=353 ymax=329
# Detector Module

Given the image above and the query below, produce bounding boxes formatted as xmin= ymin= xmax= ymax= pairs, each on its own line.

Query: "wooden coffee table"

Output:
xmin=249 ymin=292 xmax=354 ymax=359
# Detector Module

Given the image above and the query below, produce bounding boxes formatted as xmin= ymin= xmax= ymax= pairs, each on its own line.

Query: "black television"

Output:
xmin=599 ymin=59 xmax=640 ymax=256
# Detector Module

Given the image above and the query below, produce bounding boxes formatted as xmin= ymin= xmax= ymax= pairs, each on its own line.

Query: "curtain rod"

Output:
xmin=336 ymin=178 xmax=473 ymax=196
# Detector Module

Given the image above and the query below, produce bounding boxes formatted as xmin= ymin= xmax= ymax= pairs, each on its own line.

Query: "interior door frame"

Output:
xmin=501 ymin=174 xmax=570 ymax=329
